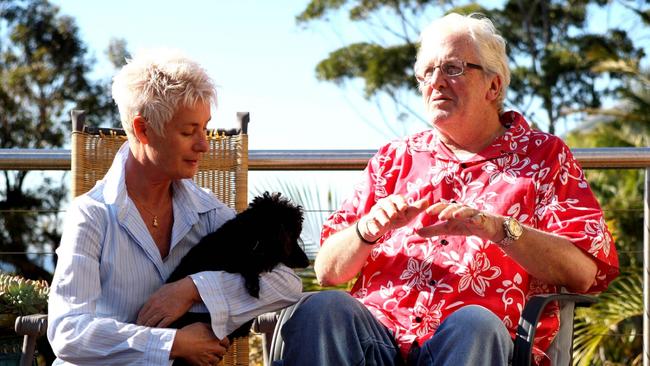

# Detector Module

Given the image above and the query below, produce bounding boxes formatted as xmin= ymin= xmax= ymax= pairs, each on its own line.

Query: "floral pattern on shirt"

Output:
xmin=321 ymin=111 xmax=619 ymax=365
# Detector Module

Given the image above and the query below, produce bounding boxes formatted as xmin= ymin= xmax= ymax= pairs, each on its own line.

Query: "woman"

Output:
xmin=48 ymin=49 xmax=302 ymax=365
xmin=277 ymin=13 xmax=618 ymax=366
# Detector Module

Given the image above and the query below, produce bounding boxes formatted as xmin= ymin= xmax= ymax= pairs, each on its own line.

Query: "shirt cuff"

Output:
xmin=190 ymin=272 xmax=229 ymax=339
xmin=145 ymin=327 xmax=176 ymax=365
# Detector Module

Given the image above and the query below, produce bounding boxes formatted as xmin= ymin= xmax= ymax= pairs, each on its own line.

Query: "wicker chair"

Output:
xmin=15 ymin=109 xmax=250 ymax=366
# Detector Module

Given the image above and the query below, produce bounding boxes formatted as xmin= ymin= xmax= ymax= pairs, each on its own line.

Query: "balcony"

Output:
xmin=1 ymin=146 xmax=650 ymax=363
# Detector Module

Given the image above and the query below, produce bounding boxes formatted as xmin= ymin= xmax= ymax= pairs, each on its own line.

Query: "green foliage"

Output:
xmin=469 ymin=1 xmax=643 ymax=133
xmin=0 ymin=0 xmax=116 ymax=279
xmin=565 ymin=67 xmax=649 ymax=365
xmin=316 ymin=42 xmax=417 ymax=97
xmin=297 ymin=0 xmax=437 ymax=23
xmin=573 ymin=271 xmax=642 ymax=365
xmin=0 ymin=272 xmax=49 ymax=316
xmin=297 ymin=0 xmax=647 ymax=135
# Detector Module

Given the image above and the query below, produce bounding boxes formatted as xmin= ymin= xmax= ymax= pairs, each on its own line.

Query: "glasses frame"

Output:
xmin=415 ymin=60 xmax=484 ymax=88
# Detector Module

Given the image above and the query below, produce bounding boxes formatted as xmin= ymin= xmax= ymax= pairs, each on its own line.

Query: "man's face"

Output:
xmin=145 ymin=102 xmax=211 ymax=180
xmin=417 ymin=33 xmax=494 ymax=135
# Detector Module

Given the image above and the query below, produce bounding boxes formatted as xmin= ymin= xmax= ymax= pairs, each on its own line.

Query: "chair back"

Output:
xmin=70 ymin=109 xmax=250 ymax=366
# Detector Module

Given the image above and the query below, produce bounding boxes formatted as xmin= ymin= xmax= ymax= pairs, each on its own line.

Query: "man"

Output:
xmin=277 ymin=13 xmax=618 ymax=366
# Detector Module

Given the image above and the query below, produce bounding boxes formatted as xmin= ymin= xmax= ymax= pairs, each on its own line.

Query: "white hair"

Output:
xmin=415 ymin=13 xmax=510 ymax=113
xmin=111 ymin=48 xmax=217 ymax=136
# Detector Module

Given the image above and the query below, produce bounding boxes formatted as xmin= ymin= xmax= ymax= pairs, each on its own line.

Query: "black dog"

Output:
xmin=167 ymin=192 xmax=309 ymax=363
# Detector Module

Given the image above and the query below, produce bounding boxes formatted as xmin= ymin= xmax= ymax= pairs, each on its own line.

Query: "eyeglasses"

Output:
xmin=415 ymin=60 xmax=484 ymax=88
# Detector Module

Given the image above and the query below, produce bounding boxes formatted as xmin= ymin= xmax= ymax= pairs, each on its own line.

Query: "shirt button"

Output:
xmin=415 ymin=316 xmax=423 ymax=323
xmin=429 ymin=279 xmax=437 ymax=286
xmin=440 ymin=239 xmax=449 ymax=246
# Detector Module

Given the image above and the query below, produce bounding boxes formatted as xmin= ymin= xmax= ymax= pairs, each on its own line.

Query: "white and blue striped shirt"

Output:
xmin=48 ymin=143 xmax=302 ymax=365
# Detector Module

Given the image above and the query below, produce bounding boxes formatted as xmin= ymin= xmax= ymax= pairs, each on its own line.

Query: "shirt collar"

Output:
xmin=410 ymin=110 xmax=532 ymax=162
xmin=102 ymin=142 xmax=219 ymax=225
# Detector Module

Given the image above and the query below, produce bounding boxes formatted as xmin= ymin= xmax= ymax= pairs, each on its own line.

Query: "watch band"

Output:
xmin=355 ymin=220 xmax=381 ymax=245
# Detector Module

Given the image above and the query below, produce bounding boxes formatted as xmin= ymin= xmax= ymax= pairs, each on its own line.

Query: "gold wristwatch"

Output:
xmin=498 ymin=217 xmax=523 ymax=248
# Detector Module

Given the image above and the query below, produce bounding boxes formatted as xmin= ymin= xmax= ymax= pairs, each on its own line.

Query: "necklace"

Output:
xmin=130 ymin=195 xmax=160 ymax=228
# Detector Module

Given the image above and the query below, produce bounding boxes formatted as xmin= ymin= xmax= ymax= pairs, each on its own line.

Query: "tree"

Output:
xmin=297 ymin=0 xmax=646 ymax=134
xmin=0 ymin=0 xmax=115 ymax=280
xmin=566 ymin=65 xmax=649 ymax=365
xmin=298 ymin=0 xmax=649 ymax=362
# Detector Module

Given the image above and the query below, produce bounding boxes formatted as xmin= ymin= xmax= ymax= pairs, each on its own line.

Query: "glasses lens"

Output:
xmin=442 ymin=61 xmax=464 ymax=76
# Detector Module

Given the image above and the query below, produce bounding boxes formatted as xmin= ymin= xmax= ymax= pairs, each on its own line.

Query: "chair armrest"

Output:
xmin=252 ymin=292 xmax=317 ymax=364
xmin=512 ymin=293 xmax=597 ymax=366
xmin=252 ymin=312 xmax=279 ymax=334
xmin=15 ymin=314 xmax=48 ymax=366
xmin=15 ymin=314 xmax=48 ymax=337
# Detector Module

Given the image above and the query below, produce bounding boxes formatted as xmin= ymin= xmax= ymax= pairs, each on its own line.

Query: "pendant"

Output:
xmin=152 ymin=216 xmax=159 ymax=228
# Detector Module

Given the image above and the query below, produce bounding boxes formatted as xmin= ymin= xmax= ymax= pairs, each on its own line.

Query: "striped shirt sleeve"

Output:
xmin=190 ymin=264 xmax=303 ymax=338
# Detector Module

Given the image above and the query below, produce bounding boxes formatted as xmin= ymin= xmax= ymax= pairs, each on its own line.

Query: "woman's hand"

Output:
xmin=358 ymin=195 xmax=429 ymax=242
xmin=417 ymin=201 xmax=502 ymax=241
xmin=137 ymin=277 xmax=200 ymax=327
xmin=171 ymin=322 xmax=230 ymax=365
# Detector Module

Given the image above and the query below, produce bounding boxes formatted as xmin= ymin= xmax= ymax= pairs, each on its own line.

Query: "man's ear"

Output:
xmin=132 ymin=115 xmax=150 ymax=144
xmin=486 ymin=74 xmax=502 ymax=102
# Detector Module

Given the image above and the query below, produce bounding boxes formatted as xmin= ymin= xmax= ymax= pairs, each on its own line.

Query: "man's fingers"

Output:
xmin=412 ymin=198 xmax=430 ymax=211
xmin=425 ymin=202 xmax=447 ymax=216
xmin=417 ymin=220 xmax=448 ymax=237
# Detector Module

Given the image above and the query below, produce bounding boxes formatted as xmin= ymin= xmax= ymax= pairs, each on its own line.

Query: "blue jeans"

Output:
xmin=274 ymin=291 xmax=513 ymax=366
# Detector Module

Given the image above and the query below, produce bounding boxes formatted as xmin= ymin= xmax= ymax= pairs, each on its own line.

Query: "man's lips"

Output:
xmin=429 ymin=94 xmax=451 ymax=103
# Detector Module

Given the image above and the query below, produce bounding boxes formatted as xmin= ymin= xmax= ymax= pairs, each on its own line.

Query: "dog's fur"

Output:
xmin=167 ymin=191 xmax=309 ymax=351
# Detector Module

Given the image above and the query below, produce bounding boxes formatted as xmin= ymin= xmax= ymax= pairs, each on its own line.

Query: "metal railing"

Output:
xmin=2 ymin=146 xmax=650 ymax=364
xmin=1 ymin=147 xmax=650 ymax=170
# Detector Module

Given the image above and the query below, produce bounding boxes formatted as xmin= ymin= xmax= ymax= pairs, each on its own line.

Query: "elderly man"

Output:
xmin=276 ymin=13 xmax=618 ymax=366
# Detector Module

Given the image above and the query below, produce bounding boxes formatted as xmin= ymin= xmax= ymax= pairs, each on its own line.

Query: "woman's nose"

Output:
xmin=195 ymin=134 xmax=209 ymax=152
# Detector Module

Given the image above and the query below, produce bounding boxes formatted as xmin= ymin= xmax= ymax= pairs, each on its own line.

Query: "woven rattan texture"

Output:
xmin=70 ymin=129 xmax=249 ymax=366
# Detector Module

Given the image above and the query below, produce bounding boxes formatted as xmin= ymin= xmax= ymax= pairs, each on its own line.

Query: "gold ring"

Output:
xmin=475 ymin=212 xmax=487 ymax=225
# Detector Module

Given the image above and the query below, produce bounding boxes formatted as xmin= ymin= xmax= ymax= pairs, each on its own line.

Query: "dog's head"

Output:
xmin=244 ymin=191 xmax=309 ymax=270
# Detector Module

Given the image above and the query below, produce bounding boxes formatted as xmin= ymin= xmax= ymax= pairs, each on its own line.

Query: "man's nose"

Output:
xmin=429 ymin=67 xmax=447 ymax=88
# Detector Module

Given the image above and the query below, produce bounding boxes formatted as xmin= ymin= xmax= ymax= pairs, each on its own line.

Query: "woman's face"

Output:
xmin=418 ymin=33 xmax=494 ymax=136
xmin=145 ymin=102 xmax=211 ymax=180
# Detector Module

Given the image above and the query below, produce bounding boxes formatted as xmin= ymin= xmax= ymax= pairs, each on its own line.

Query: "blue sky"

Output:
xmin=50 ymin=1 xmax=648 ymax=150
xmin=50 ymin=0 xmax=420 ymax=150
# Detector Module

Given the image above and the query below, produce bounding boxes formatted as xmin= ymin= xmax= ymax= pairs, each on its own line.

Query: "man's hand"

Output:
xmin=417 ymin=201 xmax=502 ymax=241
xmin=171 ymin=322 xmax=230 ymax=365
xmin=359 ymin=195 xmax=429 ymax=242
xmin=137 ymin=277 xmax=200 ymax=327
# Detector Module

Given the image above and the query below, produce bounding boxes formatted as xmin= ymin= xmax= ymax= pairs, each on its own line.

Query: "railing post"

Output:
xmin=645 ymin=167 xmax=650 ymax=366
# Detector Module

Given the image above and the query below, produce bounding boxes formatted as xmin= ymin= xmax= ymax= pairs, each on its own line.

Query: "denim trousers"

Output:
xmin=274 ymin=290 xmax=513 ymax=366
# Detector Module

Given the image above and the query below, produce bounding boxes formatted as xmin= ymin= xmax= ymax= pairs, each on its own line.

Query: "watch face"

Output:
xmin=508 ymin=219 xmax=523 ymax=237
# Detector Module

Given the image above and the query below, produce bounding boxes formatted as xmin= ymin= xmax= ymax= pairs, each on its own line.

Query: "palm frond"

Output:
xmin=573 ymin=271 xmax=642 ymax=365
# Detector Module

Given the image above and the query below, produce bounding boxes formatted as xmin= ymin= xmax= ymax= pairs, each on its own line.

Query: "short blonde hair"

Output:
xmin=415 ymin=13 xmax=510 ymax=113
xmin=111 ymin=48 xmax=217 ymax=136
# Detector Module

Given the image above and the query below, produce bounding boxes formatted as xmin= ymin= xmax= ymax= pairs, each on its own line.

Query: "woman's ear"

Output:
xmin=132 ymin=115 xmax=150 ymax=144
xmin=486 ymin=74 xmax=502 ymax=102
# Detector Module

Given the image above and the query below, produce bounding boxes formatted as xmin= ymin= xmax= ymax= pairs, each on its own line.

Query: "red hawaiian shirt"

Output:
xmin=321 ymin=111 xmax=619 ymax=365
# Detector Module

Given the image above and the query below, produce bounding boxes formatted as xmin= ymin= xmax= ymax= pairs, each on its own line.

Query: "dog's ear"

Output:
xmin=282 ymin=233 xmax=309 ymax=269
xmin=286 ymin=243 xmax=310 ymax=268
